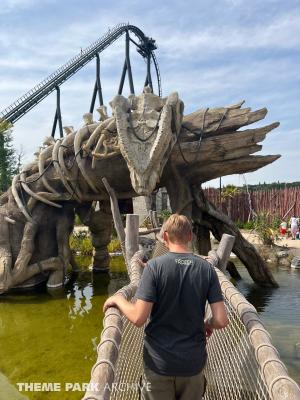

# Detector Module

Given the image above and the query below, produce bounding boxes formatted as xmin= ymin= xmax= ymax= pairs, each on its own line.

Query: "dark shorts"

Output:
xmin=141 ymin=364 xmax=206 ymax=400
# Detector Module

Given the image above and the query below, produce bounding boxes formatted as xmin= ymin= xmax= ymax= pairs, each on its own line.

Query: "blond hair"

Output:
xmin=162 ymin=214 xmax=192 ymax=244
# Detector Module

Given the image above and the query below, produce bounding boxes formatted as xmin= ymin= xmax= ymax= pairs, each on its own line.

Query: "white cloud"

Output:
xmin=0 ymin=0 xmax=52 ymax=14
xmin=155 ymin=11 xmax=300 ymax=58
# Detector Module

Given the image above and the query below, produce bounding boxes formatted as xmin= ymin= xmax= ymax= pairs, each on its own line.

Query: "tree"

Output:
xmin=15 ymin=145 xmax=25 ymax=174
xmin=0 ymin=119 xmax=17 ymax=193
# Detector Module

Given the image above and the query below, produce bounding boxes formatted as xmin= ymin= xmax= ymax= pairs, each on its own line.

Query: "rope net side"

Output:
xmin=83 ymin=242 xmax=300 ymax=400
xmin=110 ymin=317 xmax=145 ymax=400
xmin=204 ymin=297 xmax=270 ymax=400
xmin=109 ymin=292 xmax=270 ymax=400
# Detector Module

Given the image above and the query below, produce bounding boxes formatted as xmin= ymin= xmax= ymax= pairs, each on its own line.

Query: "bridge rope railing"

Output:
xmin=1 ymin=23 xmax=161 ymax=123
xmin=82 ymin=250 xmax=144 ymax=400
xmin=204 ymin=267 xmax=300 ymax=400
xmin=82 ymin=238 xmax=300 ymax=400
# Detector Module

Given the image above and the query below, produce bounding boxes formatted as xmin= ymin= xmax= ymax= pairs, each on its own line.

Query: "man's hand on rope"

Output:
xmin=137 ymin=258 xmax=147 ymax=268
xmin=103 ymin=294 xmax=153 ymax=327
xmin=204 ymin=250 xmax=219 ymax=268
xmin=103 ymin=294 xmax=122 ymax=312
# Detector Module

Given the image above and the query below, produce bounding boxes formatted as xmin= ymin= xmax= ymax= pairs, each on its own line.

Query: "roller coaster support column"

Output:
xmin=145 ymin=53 xmax=153 ymax=91
xmin=125 ymin=30 xmax=135 ymax=95
xmin=89 ymin=53 xmax=104 ymax=113
xmin=118 ymin=30 xmax=135 ymax=95
xmin=51 ymin=86 xmax=63 ymax=138
xmin=118 ymin=60 xmax=127 ymax=95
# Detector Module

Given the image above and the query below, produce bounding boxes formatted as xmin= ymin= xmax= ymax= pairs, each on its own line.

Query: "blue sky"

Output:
xmin=0 ymin=0 xmax=299 ymax=187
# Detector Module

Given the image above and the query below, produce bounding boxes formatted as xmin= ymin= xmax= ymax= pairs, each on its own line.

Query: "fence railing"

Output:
xmin=204 ymin=187 xmax=300 ymax=222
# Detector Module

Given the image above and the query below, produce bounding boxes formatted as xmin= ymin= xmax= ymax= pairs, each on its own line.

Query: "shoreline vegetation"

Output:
xmin=71 ymin=221 xmax=300 ymax=269
xmin=70 ymin=229 xmax=122 ymax=256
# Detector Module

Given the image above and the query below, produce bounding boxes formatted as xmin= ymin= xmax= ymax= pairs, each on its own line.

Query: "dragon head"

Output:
xmin=110 ymin=88 xmax=184 ymax=195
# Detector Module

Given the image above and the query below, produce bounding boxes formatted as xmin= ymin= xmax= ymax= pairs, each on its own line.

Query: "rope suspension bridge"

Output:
xmin=82 ymin=182 xmax=300 ymax=400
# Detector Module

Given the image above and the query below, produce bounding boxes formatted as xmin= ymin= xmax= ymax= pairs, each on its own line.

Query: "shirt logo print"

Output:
xmin=175 ymin=259 xmax=192 ymax=265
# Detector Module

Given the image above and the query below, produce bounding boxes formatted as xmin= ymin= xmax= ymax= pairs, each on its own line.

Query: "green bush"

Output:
xmin=74 ymin=214 xmax=82 ymax=226
xmin=70 ymin=231 xmax=93 ymax=255
xmin=159 ymin=209 xmax=172 ymax=222
xmin=140 ymin=217 xmax=150 ymax=229
xmin=235 ymin=220 xmax=255 ymax=230
xmin=70 ymin=231 xmax=122 ymax=255
xmin=107 ymin=238 xmax=122 ymax=253
xmin=253 ymin=212 xmax=280 ymax=245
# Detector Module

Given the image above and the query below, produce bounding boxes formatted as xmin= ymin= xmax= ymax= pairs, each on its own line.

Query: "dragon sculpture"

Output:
xmin=0 ymin=87 xmax=280 ymax=293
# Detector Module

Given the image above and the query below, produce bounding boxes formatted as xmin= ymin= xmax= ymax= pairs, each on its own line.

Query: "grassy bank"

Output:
xmin=70 ymin=229 xmax=122 ymax=256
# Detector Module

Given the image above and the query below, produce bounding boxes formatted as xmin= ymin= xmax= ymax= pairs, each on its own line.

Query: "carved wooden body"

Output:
xmin=0 ymin=92 xmax=280 ymax=293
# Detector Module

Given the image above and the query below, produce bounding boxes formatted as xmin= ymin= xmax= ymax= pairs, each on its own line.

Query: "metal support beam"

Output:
xmin=96 ymin=54 xmax=104 ymax=106
xmin=51 ymin=86 xmax=63 ymax=138
xmin=89 ymin=81 xmax=98 ymax=113
xmin=145 ymin=53 xmax=153 ymax=91
xmin=125 ymin=31 xmax=135 ymax=95
xmin=51 ymin=111 xmax=58 ymax=138
xmin=90 ymin=53 xmax=104 ymax=113
xmin=118 ymin=60 xmax=127 ymax=95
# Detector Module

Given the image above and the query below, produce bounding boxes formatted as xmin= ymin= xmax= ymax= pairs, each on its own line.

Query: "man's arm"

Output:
xmin=206 ymin=301 xmax=228 ymax=329
xmin=103 ymin=259 xmax=156 ymax=327
xmin=103 ymin=295 xmax=153 ymax=328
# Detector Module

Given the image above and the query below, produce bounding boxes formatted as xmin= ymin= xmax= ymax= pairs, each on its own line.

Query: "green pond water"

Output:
xmin=234 ymin=262 xmax=300 ymax=385
xmin=0 ymin=256 xmax=128 ymax=400
xmin=0 ymin=257 xmax=299 ymax=399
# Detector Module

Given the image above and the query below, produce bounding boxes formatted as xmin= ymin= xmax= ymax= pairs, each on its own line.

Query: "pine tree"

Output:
xmin=0 ymin=120 xmax=17 ymax=193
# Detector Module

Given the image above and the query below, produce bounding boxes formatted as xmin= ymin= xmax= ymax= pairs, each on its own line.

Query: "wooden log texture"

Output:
xmin=125 ymin=214 xmax=140 ymax=270
xmin=170 ymin=119 xmax=280 ymax=184
xmin=15 ymin=103 xmax=280 ymax=197
xmin=102 ymin=177 xmax=126 ymax=252
xmin=192 ymin=187 xmax=278 ymax=287
xmin=216 ymin=233 xmax=235 ymax=272
xmin=181 ymin=105 xmax=268 ymax=136
xmin=0 ymin=101 xmax=281 ymax=291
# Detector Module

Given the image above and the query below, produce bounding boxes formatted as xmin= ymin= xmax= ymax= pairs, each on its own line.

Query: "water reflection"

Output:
xmin=233 ymin=262 xmax=300 ymax=384
xmin=0 ymin=256 xmax=128 ymax=400
xmin=232 ymin=277 xmax=275 ymax=313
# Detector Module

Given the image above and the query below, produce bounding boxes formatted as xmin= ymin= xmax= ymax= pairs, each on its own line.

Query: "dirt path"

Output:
xmin=241 ymin=229 xmax=300 ymax=248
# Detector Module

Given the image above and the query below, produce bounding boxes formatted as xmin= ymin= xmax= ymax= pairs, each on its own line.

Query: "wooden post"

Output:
xmin=282 ymin=201 xmax=296 ymax=220
xmin=216 ymin=233 xmax=235 ymax=272
xmin=102 ymin=177 xmax=126 ymax=255
xmin=125 ymin=214 xmax=139 ymax=268
xmin=151 ymin=210 xmax=159 ymax=228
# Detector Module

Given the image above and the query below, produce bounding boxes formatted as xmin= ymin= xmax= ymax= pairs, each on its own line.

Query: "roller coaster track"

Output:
xmin=0 ymin=23 xmax=162 ymax=125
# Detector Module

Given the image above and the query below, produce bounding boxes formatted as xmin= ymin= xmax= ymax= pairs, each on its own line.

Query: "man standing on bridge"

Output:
xmin=103 ymin=214 xmax=228 ymax=399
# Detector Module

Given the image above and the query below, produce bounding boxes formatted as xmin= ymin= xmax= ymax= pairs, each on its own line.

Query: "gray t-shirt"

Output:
xmin=135 ymin=251 xmax=223 ymax=376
